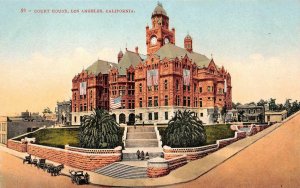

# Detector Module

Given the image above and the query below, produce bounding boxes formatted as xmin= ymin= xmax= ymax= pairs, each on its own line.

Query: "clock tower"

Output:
xmin=146 ymin=2 xmax=175 ymax=55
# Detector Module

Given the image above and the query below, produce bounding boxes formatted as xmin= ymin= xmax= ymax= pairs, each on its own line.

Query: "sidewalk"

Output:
xmin=1 ymin=111 xmax=299 ymax=187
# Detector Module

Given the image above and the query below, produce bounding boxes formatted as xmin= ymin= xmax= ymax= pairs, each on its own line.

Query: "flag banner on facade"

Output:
xmin=183 ymin=69 xmax=190 ymax=86
xmin=152 ymin=69 xmax=159 ymax=85
xmin=110 ymin=96 xmax=122 ymax=109
xmin=80 ymin=82 xmax=87 ymax=95
xmin=224 ymin=79 xmax=227 ymax=93
xmin=147 ymin=70 xmax=152 ymax=86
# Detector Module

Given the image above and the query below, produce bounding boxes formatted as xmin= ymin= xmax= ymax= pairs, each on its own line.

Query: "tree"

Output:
xmin=79 ymin=108 xmax=121 ymax=149
xmin=161 ymin=110 xmax=206 ymax=148
xmin=238 ymin=110 xmax=245 ymax=122
xmin=257 ymin=99 xmax=268 ymax=107
xmin=221 ymin=105 xmax=228 ymax=123
xmin=42 ymin=107 xmax=52 ymax=114
xmin=268 ymin=98 xmax=278 ymax=111
xmin=232 ymin=102 xmax=241 ymax=109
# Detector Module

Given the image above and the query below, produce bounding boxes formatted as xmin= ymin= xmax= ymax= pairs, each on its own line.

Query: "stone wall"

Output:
xmin=7 ymin=140 xmax=27 ymax=152
xmin=26 ymin=144 xmax=122 ymax=170
xmin=147 ymin=155 xmax=188 ymax=178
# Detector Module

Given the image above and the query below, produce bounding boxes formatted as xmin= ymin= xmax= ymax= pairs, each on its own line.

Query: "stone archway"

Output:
xmin=119 ymin=113 xmax=126 ymax=124
xmin=128 ymin=113 xmax=135 ymax=125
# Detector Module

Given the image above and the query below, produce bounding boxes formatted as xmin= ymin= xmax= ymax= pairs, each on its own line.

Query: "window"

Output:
xmin=154 ymin=112 xmax=158 ymax=120
xmin=80 ymin=104 xmax=83 ymax=112
xmin=154 ymin=96 xmax=158 ymax=106
xmin=165 ymin=112 xmax=168 ymax=120
xmin=164 ymin=80 xmax=168 ymax=90
xmin=148 ymin=86 xmax=152 ymax=91
xmin=208 ymin=86 xmax=211 ymax=92
xmin=90 ymin=90 xmax=92 ymax=99
xmin=148 ymin=113 xmax=152 ymax=120
xmin=154 ymin=85 xmax=158 ymax=91
xmin=194 ymin=97 xmax=198 ymax=107
xmin=219 ymin=99 xmax=222 ymax=102
xmin=194 ymin=83 xmax=196 ymax=92
xmin=90 ymin=103 xmax=93 ymax=111
xmin=139 ymin=98 xmax=142 ymax=107
xmin=187 ymin=97 xmax=190 ymax=107
xmin=139 ymin=113 xmax=143 ymax=120
xmin=183 ymin=96 xmax=187 ymax=106
xmin=200 ymin=113 xmax=203 ymax=117
xmin=208 ymin=97 xmax=211 ymax=100
xmin=139 ymin=83 xmax=142 ymax=92
xmin=200 ymin=99 xmax=203 ymax=107
xmin=148 ymin=97 xmax=152 ymax=107
xmin=74 ymin=116 xmax=77 ymax=123
xmin=176 ymin=80 xmax=179 ymax=91
xmin=199 ymin=87 xmax=202 ymax=93
xmin=176 ymin=95 xmax=180 ymax=106
xmin=164 ymin=95 xmax=168 ymax=106
xmin=183 ymin=85 xmax=186 ymax=91
xmin=74 ymin=93 xmax=76 ymax=100
xmin=84 ymin=103 xmax=87 ymax=111
xmin=74 ymin=105 xmax=77 ymax=112
xmin=188 ymin=85 xmax=190 ymax=91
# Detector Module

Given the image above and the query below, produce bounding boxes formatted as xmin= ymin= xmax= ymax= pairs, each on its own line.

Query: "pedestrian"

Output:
xmin=136 ymin=150 xmax=140 ymax=159
xmin=143 ymin=121 xmax=144 ymax=126
xmin=145 ymin=152 xmax=149 ymax=160
xmin=140 ymin=150 xmax=145 ymax=160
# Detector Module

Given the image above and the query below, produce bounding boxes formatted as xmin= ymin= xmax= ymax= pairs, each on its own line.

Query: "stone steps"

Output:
xmin=127 ymin=127 xmax=155 ymax=133
xmin=126 ymin=132 xmax=157 ymax=139
xmin=94 ymin=163 xmax=148 ymax=179
xmin=122 ymin=150 xmax=163 ymax=161
xmin=125 ymin=139 xmax=158 ymax=148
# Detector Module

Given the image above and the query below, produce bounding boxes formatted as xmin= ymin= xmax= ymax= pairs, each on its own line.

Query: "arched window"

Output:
xmin=164 ymin=80 xmax=168 ymax=90
xmin=164 ymin=95 xmax=168 ymax=106
xmin=139 ymin=83 xmax=142 ymax=92
xmin=176 ymin=80 xmax=179 ymax=91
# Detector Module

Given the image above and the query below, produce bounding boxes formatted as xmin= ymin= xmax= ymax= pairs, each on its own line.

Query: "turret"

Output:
xmin=184 ymin=34 xmax=193 ymax=53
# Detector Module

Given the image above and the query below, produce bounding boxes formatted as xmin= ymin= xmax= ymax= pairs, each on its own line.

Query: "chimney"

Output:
xmin=135 ymin=46 xmax=139 ymax=53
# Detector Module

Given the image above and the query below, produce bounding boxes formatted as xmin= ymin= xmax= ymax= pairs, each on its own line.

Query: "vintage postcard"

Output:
xmin=0 ymin=0 xmax=299 ymax=187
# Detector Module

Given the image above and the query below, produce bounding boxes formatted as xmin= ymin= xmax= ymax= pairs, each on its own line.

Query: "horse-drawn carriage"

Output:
xmin=47 ymin=164 xmax=64 ymax=176
xmin=23 ymin=154 xmax=32 ymax=164
xmin=69 ymin=170 xmax=89 ymax=185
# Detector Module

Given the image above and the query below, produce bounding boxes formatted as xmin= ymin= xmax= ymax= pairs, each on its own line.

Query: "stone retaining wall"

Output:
xmin=26 ymin=143 xmax=122 ymax=170
xmin=7 ymin=140 xmax=27 ymax=152
xmin=147 ymin=155 xmax=188 ymax=178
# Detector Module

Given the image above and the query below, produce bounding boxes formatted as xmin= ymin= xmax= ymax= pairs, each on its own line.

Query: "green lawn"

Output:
xmin=14 ymin=127 xmax=124 ymax=149
xmin=158 ymin=124 xmax=235 ymax=146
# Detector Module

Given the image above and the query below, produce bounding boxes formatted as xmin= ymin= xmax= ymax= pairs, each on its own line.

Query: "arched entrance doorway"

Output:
xmin=119 ymin=113 xmax=126 ymax=124
xmin=128 ymin=113 xmax=135 ymax=125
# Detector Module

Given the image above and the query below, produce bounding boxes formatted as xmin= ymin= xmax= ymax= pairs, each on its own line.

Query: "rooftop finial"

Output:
xmin=158 ymin=1 xmax=162 ymax=7
xmin=211 ymin=53 xmax=213 ymax=59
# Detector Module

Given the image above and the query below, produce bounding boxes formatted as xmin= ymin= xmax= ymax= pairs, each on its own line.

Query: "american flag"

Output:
xmin=110 ymin=96 xmax=122 ymax=109
xmin=147 ymin=70 xmax=152 ymax=86
xmin=183 ymin=69 xmax=190 ymax=86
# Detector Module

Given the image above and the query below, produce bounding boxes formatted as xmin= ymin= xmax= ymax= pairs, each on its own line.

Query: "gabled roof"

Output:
xmin=117 ymin=51 xmax=144 ymax=75
xmin=86 ymin=60 xmax=117 ymax=75
xmin=154 ymin=44 xmax=210 ymax=67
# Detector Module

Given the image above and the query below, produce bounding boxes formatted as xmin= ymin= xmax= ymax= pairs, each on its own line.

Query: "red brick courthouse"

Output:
xmin=71 ymin=3 xmax=232 ymax=125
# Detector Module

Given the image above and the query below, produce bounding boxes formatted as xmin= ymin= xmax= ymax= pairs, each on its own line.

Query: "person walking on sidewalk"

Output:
xmin=136 ymin=150 xmax=140 ymax=160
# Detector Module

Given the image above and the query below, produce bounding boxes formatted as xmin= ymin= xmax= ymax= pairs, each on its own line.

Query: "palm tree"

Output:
xmin=162 ymin=110 xmax=206 ymax=148
xmin=79 ymin=108 xmax=121 ymax=149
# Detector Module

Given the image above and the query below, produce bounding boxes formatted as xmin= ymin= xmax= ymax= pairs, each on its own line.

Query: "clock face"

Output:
xmin=151 ymin=36 xmax=157 ymax=45
xmin=164 ymin=37 xmax=169 ymax=44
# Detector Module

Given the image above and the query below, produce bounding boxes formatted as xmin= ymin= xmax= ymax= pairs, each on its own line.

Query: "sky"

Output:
xmin=0 ymin=0 xmax=299 ymax=115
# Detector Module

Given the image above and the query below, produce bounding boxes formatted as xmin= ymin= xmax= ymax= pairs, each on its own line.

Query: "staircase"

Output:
xmin=123 ymin=126 xmax=163 ymax=161
xmin=94 ymin=163 xmax=148 ymax=179
xmin=125 ymin=126 xmax=158 ymax=147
